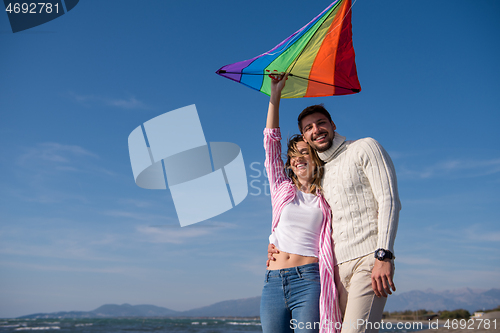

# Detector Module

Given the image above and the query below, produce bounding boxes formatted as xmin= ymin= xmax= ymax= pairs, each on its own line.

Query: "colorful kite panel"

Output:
xmin=216 ymin=0 xmax=361 ymax=98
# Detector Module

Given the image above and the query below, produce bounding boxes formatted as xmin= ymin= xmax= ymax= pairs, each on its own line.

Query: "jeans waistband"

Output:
xmin=265 ymin=262 xmax=319 ymax=280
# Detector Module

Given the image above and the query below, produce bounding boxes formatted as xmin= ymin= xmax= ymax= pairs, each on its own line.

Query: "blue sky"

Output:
xmin=1 ymin=0 xmax=499 ymax=318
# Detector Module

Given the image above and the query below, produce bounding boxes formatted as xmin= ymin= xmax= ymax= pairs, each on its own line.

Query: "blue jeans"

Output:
xmin=260 ymin=263 xmax=321 ymax=333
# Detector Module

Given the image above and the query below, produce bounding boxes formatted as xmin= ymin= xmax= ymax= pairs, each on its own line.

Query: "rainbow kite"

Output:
xmin=216 ymin=0 xmax=361 ymax=98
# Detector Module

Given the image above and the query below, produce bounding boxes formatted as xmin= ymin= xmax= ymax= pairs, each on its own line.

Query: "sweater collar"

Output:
xmin=317 ymin=132 xmax=346 ymax=163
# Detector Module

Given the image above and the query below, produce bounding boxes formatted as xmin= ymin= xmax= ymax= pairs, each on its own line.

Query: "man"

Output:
xmin=269 ymin=104 xmax=401 ymax=333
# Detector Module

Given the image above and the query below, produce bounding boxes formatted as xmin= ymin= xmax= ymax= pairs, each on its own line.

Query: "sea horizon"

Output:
xmin=0 ymin=317 xmax=429 ymax=333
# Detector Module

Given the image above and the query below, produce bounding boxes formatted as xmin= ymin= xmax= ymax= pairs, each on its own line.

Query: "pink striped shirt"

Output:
xmin=264 ymin=128 xmax=342 ymax=333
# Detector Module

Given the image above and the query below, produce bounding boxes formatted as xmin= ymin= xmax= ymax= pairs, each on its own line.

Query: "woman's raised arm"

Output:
xmin=266 ymin=73 xmax=288 ymax=129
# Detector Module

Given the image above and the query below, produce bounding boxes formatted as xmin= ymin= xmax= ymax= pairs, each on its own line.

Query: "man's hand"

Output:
xmin=266 ymin=243 xmax=280 ymax=267
xmin=371 ymin=259 xmax=395 ymax=297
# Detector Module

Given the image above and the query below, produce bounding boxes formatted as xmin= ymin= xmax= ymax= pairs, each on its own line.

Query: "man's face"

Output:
xmin=301 ymin=113 xmax=336 ymax=153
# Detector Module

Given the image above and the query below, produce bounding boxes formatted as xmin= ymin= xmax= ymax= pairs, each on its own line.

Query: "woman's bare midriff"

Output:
xmin=267 ymin=248 xmax=318 ymax=270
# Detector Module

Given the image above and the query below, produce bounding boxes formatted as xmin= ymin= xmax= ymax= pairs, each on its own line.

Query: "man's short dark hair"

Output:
xmin=297 ymin=104 xmax=333 ymax=133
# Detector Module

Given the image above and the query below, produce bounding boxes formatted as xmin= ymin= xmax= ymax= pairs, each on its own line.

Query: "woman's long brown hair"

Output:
xmin=285 ymin=134 xmax=324 ymax=194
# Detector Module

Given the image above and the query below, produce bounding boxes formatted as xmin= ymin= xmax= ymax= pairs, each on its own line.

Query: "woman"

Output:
xmin=259 ymin=73 xmax=341 ymax=333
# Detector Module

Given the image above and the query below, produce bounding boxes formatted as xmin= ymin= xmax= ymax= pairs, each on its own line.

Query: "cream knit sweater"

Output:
xmin=318 ymin=133 xmax=401 ymax=264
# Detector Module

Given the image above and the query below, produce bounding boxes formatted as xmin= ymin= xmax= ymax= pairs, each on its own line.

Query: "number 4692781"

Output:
xmin=5 ymin=3 xmax=59 ymax=14
xmin=443 ymin=319 xmax=496 ymax=330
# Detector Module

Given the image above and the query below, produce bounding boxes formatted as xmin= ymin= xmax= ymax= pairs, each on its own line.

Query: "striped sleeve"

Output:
xmin=263 ymin=128 xmax=289 ymax=195
xmin=318 ymin=196 xmax=342 ymax=333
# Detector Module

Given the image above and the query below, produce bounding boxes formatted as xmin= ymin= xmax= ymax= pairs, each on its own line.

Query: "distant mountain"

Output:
xmin=19 ymin=304 xmax=180 ymax=319
xmin=18 ymin=298 xmax=260 ymax=319
xmin=385 ymin=288 xmax=500 ymax=313
xmin=18 ymin=288 xmax=500 ymax=319
xmin=92 ymin=304 xmax=179 ymax=317
xmin=181 ymin=297 xmax=260 ymax=317
xmin=19 ymin=311 xmax=96 ymax=319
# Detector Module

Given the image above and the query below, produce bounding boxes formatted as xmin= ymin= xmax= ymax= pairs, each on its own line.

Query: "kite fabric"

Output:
xmin=216 ymin=0 xmax=361 ymax=98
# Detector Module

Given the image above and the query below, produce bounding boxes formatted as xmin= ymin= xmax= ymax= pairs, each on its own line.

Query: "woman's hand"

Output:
xmin=266 ymin=72 xmax=288 ymax=129
xmin=270 ymin=72 xmax=288 ymax=98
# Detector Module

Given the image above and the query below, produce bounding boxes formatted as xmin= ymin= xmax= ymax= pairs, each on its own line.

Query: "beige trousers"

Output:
xmin=335 ymin=254 xmax=388 ymax=333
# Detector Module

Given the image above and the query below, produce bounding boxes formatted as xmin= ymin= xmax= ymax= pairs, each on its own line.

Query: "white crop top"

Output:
xmin=269 ymin=191 xmax=323 ymax=258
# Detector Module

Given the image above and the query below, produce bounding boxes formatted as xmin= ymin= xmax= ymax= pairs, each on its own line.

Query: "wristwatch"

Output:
xmin=374 ymin=248 xmax=394 ymax=261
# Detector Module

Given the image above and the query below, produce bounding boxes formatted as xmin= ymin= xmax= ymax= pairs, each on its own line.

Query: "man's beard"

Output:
xmin=312 ymin=132 xmax=335 ymax=152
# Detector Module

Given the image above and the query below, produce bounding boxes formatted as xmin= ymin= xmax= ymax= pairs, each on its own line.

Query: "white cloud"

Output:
xmin=18 ymin=142 xmax=98 ymax=167
xmin=428 ymin=224 xmax=500 ymax=244
xmin=0 ymin=231 xmax=127 ymax=263
xmin=103 ymin=210 xmax=172 ymax=222
xmin=395 ymin=268 xmax=500 ymax=293
xmin=399 ymin=157 xmax=500 ymax=179
xmin=106 ymin=97 xmax=147 ymax=109
xmin=394 ymin=256 xmax=436 ymax=266
xmin=7 ymin=187 xmax=90 ymax=204
xmin=11 ymin=142 xmax=116 ymax=203
xmin=118 ymin=199 xmax=155 ymax=208
xmin=70 ymin=92 xmax=149 ymax=110
xmin=463 ymin=226 xmax=500 ymax=242
xmin=7 ymin=142 xmax=112 ymax=204
xmin=0 ymin=241 xmax=116 ymax=263
xmin=136 ymin=225 xmax=214 ymax=244
xmin=0 ymin=261 xmax=130 ymax=274
xmin=232 ymin=255 xmax=266 ymax=276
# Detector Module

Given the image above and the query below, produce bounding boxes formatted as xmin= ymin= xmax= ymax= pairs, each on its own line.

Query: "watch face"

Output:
xmin=377 ymin=250 xmax=385 ymax=258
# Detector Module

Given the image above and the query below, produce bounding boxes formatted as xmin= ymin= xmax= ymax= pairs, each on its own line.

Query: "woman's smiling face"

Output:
xmin=289 ymin=141 xmax=316 ymax=182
